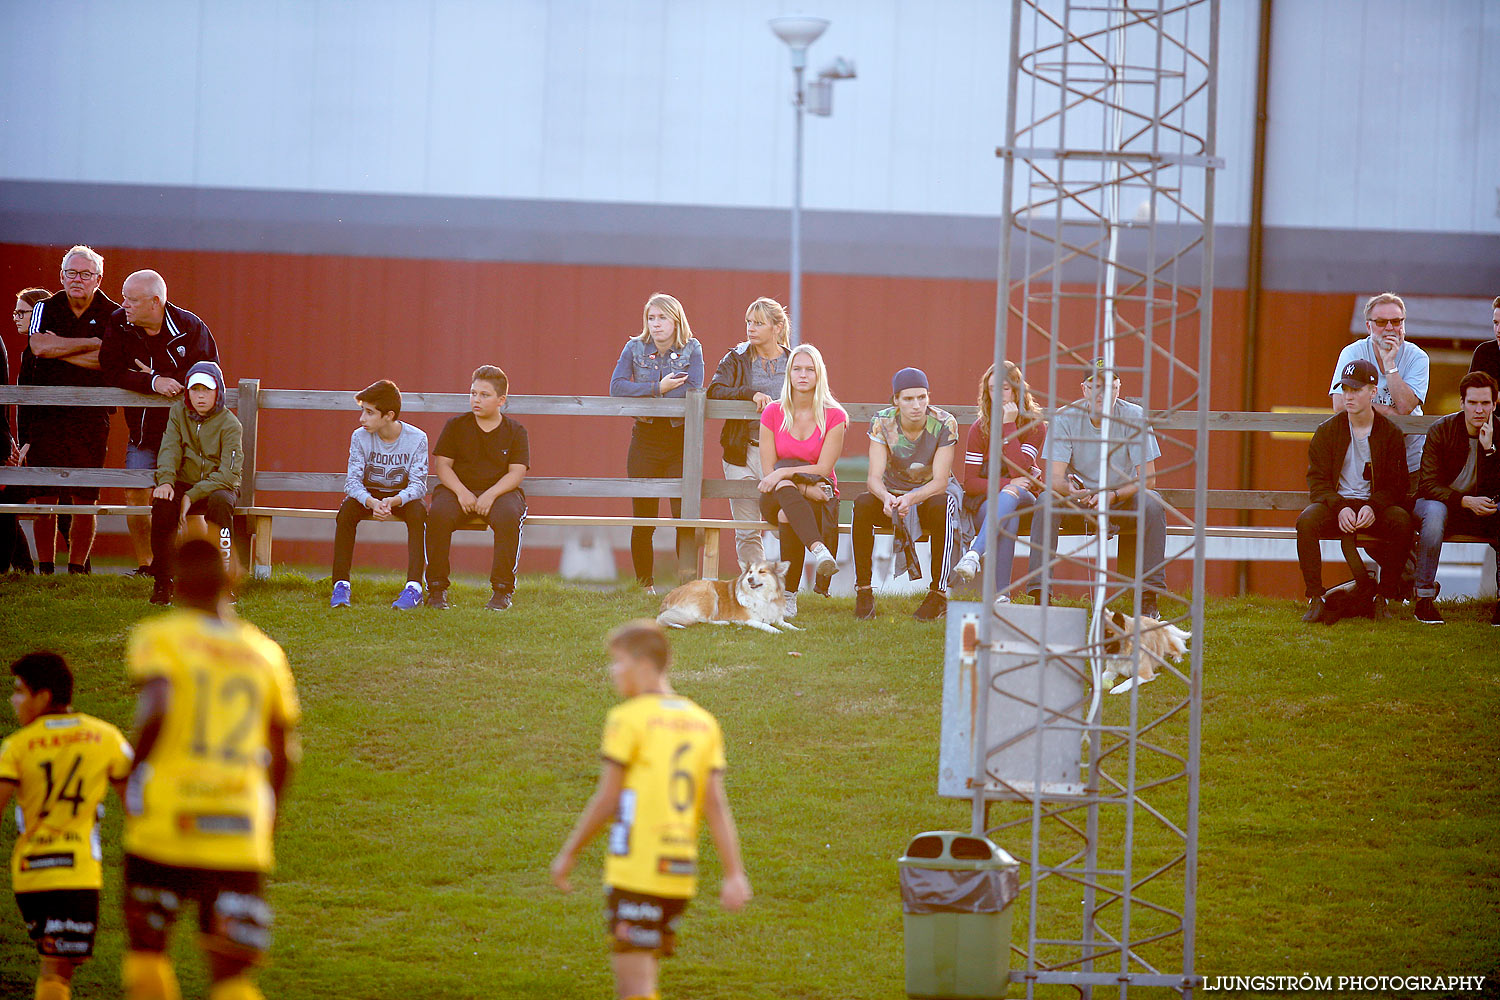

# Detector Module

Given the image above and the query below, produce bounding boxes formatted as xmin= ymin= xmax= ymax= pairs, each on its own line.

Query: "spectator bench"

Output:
xmin=3 ymin=488 xmax=1488 ymax=584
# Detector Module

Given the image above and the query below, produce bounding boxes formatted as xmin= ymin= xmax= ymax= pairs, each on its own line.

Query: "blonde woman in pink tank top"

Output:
xmin=756 ymin=344 xmax=847 ymax=613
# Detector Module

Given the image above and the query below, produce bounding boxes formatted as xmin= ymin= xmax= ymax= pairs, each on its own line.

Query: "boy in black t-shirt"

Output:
xmin=427 ymin=365 xmax=530 ymax=610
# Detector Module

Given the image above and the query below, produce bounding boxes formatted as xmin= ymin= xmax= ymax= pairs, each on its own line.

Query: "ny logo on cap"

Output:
xmin=1343 ymin=362 xmax=1358 ymax=378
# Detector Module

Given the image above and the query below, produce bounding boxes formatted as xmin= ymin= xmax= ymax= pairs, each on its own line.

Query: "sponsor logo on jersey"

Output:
xmin=180 ymin=812 xmax=253 ymax=834
xmin=615 ymin=898 xmax=663 ymax=922
xmin=20 ymin=852 xmax=75 ymax=871
xmin=44 ymin=918 xmax=95 ymax=935
xmin=47 ymin=937 xmax=91 ymax=955
xmin=657 ymin=856 xmax=696 ymax=876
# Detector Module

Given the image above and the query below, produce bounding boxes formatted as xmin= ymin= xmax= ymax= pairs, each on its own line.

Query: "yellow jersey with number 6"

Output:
xmin=123 ymin=610 xmax=300 ymax=873
xmin=0 ymin=713 xmax=133 ymax=893
xmin=601 ymin=694 xmax=724 ymax=899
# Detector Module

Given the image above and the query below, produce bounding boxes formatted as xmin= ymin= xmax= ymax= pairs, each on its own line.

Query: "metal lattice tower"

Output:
xmin=966 ymin=0 xmax=1219 ymax=995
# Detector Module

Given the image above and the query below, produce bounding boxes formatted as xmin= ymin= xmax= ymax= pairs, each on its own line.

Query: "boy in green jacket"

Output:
xmin=149 ymin=360 xmax=242 ymax=604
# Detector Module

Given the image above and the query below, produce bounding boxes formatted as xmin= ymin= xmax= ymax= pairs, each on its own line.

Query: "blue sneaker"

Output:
xmin=391 ymin=583 xmax=423 ymax=610
xmin=331 ymin=580 xmax=351 ymax=608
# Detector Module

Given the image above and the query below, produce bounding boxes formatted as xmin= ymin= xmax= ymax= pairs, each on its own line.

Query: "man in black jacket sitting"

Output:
xmin=1411 ymin=370 xmax=1498 ymax=625
xmin=1296 ymin=359 xmax=1413 ymax=623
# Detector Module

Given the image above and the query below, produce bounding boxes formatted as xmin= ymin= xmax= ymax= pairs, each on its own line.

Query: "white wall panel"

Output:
xmin=0 ymin=0 xmax=1491 ymax=232
xmin=1263 ymin=0 xmax=1497 ymax=232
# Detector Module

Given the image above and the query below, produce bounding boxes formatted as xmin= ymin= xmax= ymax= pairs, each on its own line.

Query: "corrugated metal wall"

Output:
xmin=6 ymin=239 xmax=1405 ymax=597
xmin=3 ymin=1 xmax=1495 ymax=232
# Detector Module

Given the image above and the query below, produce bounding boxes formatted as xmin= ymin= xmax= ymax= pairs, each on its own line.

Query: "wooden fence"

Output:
xmin=0 ymin=382 xmax=1472 ymax=583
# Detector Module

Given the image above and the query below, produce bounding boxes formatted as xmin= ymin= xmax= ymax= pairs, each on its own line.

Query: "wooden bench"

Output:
xmin=1 ymin=382 xmax=1490 ymax=590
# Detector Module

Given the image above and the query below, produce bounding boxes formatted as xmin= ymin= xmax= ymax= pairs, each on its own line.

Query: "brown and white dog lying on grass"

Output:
xmin=657 ymin=560 xmax=802 ymax=634
xmin=1101 ymin=609 xmax=1191 ymax=694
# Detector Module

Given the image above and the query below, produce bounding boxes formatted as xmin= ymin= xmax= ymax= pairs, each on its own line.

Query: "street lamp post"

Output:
xmin=768 ymin=16 xmax=830 ymax=345
xmin=769 ymin=17 xmax=856 ymax=343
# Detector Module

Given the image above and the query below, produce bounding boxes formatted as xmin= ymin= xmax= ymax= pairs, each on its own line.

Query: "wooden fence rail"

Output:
xmin=0 ymin=382 xmax=1461 ymax=581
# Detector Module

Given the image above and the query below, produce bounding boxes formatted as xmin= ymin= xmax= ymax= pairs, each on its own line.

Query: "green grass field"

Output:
xmin=0 ymin=573 xmax=1497 ymax=999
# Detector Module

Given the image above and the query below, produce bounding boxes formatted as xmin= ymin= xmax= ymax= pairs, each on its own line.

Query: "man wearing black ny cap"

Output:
xmin=1296 ymin=358 xmax=1413 ymax=622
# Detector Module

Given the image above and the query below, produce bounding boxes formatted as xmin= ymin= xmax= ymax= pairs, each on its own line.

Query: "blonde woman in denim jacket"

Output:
xmin=609 ymin=293 xmax=704 ymax=591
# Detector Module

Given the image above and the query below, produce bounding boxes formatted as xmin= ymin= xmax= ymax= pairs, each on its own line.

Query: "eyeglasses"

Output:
xmin=12 ymin=309 xmax=33 ymax=318
xmin=1368 ymin=317 xmax=1404 ymax=328
xmin=61 ymin=269 xmax=98 ymax=280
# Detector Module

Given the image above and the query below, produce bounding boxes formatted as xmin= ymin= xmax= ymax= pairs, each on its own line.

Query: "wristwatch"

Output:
xmin=1383 ymin=367 xmax=1398 ymax=375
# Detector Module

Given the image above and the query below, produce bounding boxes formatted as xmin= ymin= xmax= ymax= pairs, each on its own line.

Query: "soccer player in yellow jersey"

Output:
xmin=121 ymin=540 xmax=300 ymax=1000
xmin=0 ymin=651 xmax=133 ymax=1000
xmin=552 ymin=619 xmax=751 ymax=1000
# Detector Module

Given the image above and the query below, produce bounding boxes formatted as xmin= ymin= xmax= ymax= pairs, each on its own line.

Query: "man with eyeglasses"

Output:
xmin=1329 ymin=291 xmax=1429 ymax=477
xmin=17 ymin=245 xmax=117 ymax=574
xmin=1297 ymin=359 xmax=1413 ymax=623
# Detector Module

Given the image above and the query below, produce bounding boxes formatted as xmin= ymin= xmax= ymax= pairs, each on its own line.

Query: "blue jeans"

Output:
xmin=1413 ymin=498 xmax=1448 ymax=599
xmin=1029 ymin=489 xmax=1169 ymax=597
xmin=970 ymin=488 xmax=1036 ymax=591
xmin=125 ymin=444 xmax=158 ymax=471
xmin=1413 ymin=497 xmax=1500 ymax=598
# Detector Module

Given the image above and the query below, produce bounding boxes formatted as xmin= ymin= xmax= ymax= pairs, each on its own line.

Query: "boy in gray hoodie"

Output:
xmin=149 ymin=360 xmax=241 ymax=604
xmin=330 ymin=380 xmax=429 ymax=609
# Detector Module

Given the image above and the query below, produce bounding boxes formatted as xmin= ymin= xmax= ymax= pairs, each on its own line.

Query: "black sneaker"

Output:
xmin=1412 ymin=597 xmax=1444 ymax=625
xmin=1371 ymin=595 xmax=1395 ymax=621
xmin=149 ymin=581 xmax=173 ymax=606
xmin=914 ymin=590 xmax=948 ymax=622
xmin=128 ymin=565 xmax=155 ymax=579
xmin=1490 ymin=603 xmax=1499 ymax=627
xmin=425 ymin=588 xmax=450 ymax=610
xmin=484 ymin=590 xmax=512 ymax=611
xmin=854 ymin=586 xmax=876 ymax=620
xmin=1301 ymin=596 xmax=1325 ymax=623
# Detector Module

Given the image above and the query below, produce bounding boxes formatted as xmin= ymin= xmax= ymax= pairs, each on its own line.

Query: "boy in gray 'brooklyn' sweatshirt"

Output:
xmin=331 ymin=380 xmax=430 ymax=609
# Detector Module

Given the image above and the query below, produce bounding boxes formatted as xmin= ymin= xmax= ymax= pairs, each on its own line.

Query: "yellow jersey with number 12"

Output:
xmin=123 ymin=609 xmax=300 ymax=873
xmin=601 ymin=693 xmax=725 ymax=899
xmin=0 ymin=713 xmax=133 ymax=893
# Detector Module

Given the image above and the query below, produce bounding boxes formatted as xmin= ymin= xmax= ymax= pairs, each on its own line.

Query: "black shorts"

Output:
xmin=603 ymin=887 xmax=689 ymax=956
xmin=15 ymin=888 xmax=99 ymax=958
xmin=123 ymin=854 xmax=271 ymax=962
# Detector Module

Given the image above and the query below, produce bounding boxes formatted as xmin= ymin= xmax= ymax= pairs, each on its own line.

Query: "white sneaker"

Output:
xmin=784 ymin=592 xmax=798 ymax=618
xmin=953 ymin=550 xmax=981 ymax=582
xmin=809 ymin=542 xmax=838 ymax=577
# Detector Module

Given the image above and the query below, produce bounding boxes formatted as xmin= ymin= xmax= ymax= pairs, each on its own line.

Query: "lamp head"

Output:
xmin=769 ymin=15 xmax=830 ymax=68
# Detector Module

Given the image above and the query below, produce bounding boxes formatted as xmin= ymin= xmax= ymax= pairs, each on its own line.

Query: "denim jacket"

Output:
xmin=609 ymin=337 xmax=704 ymax=427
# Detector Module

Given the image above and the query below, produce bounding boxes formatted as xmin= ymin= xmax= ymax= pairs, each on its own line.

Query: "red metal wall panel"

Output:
xmin=1 ymin=241 xmax=1368 ymax=596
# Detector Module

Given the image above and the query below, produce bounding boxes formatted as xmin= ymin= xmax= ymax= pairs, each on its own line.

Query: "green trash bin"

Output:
xmin=898 ymin=831 xmax=1020 ymax=1000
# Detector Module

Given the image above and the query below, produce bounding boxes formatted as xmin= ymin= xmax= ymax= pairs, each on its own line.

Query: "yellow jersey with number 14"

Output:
xmin=0 ymin=713 xmax=133 ymax=893
xmin=601 ymin=693 xmax=725 ymax=899
xmin=123 ymin=609 xmax=300 ymax=873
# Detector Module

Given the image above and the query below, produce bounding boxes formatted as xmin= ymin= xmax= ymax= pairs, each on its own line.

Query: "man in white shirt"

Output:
xmin=1329 ymin=292 xmax=1429 ymax=476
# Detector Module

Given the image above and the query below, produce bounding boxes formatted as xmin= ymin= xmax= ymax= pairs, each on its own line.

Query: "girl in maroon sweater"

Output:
xmin=952 ymin=361 xmax=1045 ymax=596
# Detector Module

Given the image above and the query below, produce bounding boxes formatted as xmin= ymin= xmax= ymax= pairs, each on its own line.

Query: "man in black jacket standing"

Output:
xmin=100 ymin=269 xmax=219 ymax=576
xmin=1411 ymin=371 xmax=1498 ymax=625
xmin=1296 ymin=359 xmax=1413 ymax=622
xmin=19 ymin=246 xmax=116 ymax=574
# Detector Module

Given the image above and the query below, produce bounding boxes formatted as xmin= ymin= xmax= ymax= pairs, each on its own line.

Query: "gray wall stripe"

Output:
xmin=2 ymin=180 xmax=1496 ymax=295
